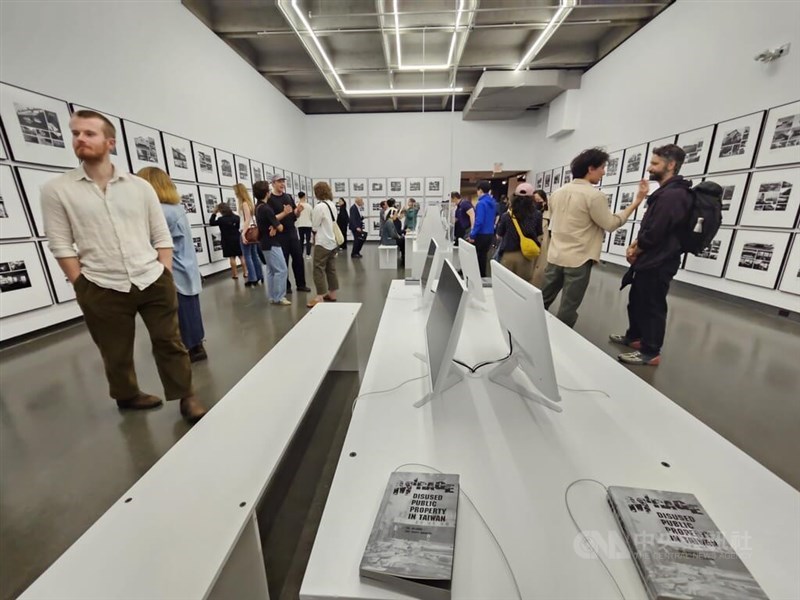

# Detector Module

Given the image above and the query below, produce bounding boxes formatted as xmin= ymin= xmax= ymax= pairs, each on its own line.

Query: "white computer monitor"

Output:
xmin=419 ymin=239 xmax=438 ymax=292
xmin=488 ymin=261 xmax=562 ymax=412
xmin=412 ymin=210 xmax=448 ymax=278
xmin=456 ymin=240 xmax=485 ymax=304
xmin=414 ymin=259 xmax=469 ymax=408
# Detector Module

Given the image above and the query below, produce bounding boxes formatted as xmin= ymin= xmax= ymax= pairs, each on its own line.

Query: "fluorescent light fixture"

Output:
xmin=514 ymin=0 xmax=576 ymax=72
xmin=394 ymin=0 xmax=465 ymax=71
xmin=346 ymin=87 xmax=465 ymax=96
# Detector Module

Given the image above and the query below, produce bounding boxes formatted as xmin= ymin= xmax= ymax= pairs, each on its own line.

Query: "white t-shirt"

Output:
xmin=296 ymin=200 xmax=312 ymax=227
xmin=312 ymin=200 xmax=338 ymax=250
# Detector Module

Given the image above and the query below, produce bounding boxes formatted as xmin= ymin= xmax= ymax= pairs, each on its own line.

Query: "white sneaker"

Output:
xmin=272 ymin=298 xmax=291 ymax=306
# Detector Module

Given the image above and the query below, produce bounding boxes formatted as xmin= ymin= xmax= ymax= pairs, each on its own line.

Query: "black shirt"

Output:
xmin=634 ymin=176 xmax=692 ymax=271
xmin=255 ymin=202 xmax=280 ymax=250
xmin=496 ymin=210 xmax=542 ymax=252
xmin=267 ymin=193 xmax=298 ymax=243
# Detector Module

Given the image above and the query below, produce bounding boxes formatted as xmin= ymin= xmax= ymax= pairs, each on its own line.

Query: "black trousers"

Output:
xmin=473 ymin=234 xmax=494 ymax=278
xmin=624 ymin=261 xmax=679 ymax=356
xmin=280 ymin=234 xmax=306 ymax=290
xmin=298 ymin=227 xmax=313 ymax=256
xmin=350 ymin=229 xmax=366 ymax=256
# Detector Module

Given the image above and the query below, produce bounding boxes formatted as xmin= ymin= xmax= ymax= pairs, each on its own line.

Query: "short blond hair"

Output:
xmin=137 ymin=167 xmax=179 ymax=204
xmin=314 ymin=181 xmax=332 ymax=201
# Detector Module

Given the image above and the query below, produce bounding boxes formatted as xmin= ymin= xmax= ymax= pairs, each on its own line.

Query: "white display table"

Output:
xmin=300 ymin=281 xmax=799 ymax=600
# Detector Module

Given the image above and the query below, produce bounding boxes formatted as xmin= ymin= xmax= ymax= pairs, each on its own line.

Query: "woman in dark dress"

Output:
xmin=336 ymin=198 xmax=350 ymax=250
xmin=209 ymin=203 xmax=246 ymax=280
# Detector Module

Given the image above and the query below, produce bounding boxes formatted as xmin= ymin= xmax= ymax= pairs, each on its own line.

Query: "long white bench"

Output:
xmin=20 ymin=302 xmax=362 ymax=600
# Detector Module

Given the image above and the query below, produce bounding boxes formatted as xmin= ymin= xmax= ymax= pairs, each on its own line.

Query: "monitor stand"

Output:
xmin=412 ymin=352 xmax=464 ymax=408
xmin=488 ymin=354 xmax=562 ymax=413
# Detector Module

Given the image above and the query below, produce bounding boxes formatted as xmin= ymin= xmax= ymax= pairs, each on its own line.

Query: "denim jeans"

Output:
xmin=240 ymin=239 xmax=263 ymax=283
xmin=264 ymin=246 xmax=288 ymax=302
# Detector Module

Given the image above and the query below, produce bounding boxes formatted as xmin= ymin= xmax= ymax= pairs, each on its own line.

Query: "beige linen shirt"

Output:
xmin=41 ymin=165 xmax=173 ymax=293
xmin=547 ymin=179 xmax=628 ymax=268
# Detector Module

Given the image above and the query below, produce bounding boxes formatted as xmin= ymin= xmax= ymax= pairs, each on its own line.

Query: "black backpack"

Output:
xmin=680 ymin=181 xmax=723 ymax=255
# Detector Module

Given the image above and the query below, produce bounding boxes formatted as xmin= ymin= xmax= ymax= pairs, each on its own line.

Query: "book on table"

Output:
xmin=360 ymin=471 xmax=459 ymax=600
xmin=607 ymin=486 xmax=769 ymax=600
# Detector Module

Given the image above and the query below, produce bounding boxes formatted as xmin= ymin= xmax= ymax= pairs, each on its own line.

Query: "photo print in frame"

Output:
xmin=162 ymin=133 xmax=196 ymax=182
xmin=676 ymin=125 xmax=716 ymax=177
xmin=0 ymin=241 xmax=52 ymax=318
xmin=122 ymin=120 xmax=165 ymax=173
xmin=0 ymin=165 xmax=33 ymax=239
xmin=215 ymin=150 xmax=236 ymax=187
xmin=756 ymin=100 xmax=800 ymax=168
xmin=725 ymin=230 xmax=790 ymax=288
xmin=739 ymin=167 xmax=800 ymax=229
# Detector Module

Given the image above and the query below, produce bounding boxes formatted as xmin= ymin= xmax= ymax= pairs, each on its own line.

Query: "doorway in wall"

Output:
xmin=459 ymin=169 xmax=530 ymax=203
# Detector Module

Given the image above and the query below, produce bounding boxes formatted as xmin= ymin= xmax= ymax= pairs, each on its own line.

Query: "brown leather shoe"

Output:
xmin=180 ymin=395 xmax=207 ymax=424
xmin=116 ymin=392 xmax=163 ymax=410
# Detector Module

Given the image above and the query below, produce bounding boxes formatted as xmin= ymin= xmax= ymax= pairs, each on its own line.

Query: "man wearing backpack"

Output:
xmin=612 ymin=144 xmax=693 ymax=366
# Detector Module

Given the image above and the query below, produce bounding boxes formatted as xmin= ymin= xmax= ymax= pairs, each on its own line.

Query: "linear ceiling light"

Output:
xmin=394 ymin=0 xmax=465 ymax=71
xmin=287 ymin=0 xmax=462 ymax=97
xmin=514 ymin=0 xmax=576 ymax=72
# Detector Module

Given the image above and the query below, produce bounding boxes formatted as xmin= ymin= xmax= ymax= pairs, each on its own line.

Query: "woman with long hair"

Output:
xmin=495 ymin=183 xmax=543 ymax=281
xmin=136 ymin=167 xmax=208 ymax=362
xmin=530 ymin=189 xmax=550 ymax=288
xmin=209 ymin=202 xmax=247 ymax=280
xmin=336 ymin=198 xmax=350 ymax=250
xmin=307 ymin=181 xmax=340 ymax=308
xmin=234 ymin=183 xmax=264 ymax=287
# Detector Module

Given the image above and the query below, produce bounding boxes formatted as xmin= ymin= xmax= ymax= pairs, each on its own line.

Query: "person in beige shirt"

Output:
xmin=541 ymin=147 xmax=645 ymax=327
xmin=40 ymin=110 xmax=207 ymax=423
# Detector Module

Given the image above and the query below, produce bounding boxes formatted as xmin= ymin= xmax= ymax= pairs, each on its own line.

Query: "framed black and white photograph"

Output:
xmin=122 ymin=120 xmax=165 ymax=173
xmin=292 ymin=173 xmax=301 ymax=195
xmin=676 ymin=125 xmax=716 ymax=177
xmin=562 ymin=166 xmax=572 ymax=185
xmin=535 ymin=172 xmax=544 ymax=189
xmin=684 ymin=228 xmax=734 ymax=277
xmin=0 ymin=84 xmax=76 ymax=169
xmin=599 ymin=187 xmax=617 ymax=211
xmin=198 ymin=186 xmax=222 ymax=224
xmin=206 ymin=227 xmax=225 ymax=263
xmin=368 ymin=199 xmax=384 ymax=218
xmin=425 ymin=177 xmax=443 ymax=196
xmin=703 ymin=172 xmax=749 ymax=226
xmin=615 ymin=184 xmax=639 ymax=220
xmin=609 ymin=223 xmax=634 ymax=256
xmin=250 ymin=160 xmax=263 ymax=184
xmin=70 ymin=105 xmax=130 ymax=174
xmin=725 ymin=230 xmax=791 ymax=288
xmin=216 ymin=150 xmax=236 ymax=187
xmin=38 ymin=241 xmax=75 ymax=303
xmin=174 ymin=183 xmax=203 ymax=226
xmin=370 ymin=217 xmax=382 ymax=236
xmin=387 ymin=177 xmax=404 ymax=196
xmin=706 ymin=112 xmax=764 ymax=174
xmin=349 ymin=178 xmax=366 ymax=195
xmin=191 ymin=228 xmax=210 ymax=266
xmin=603 ymin=150 xmax=624 ymax=185
xmin=262 ymin=164 xmax=275 ymax=182
xmin=331 ymin=178 xmax=349 ymax=196
xmin=544 ymin=171 xmax=552 ymax=192
xmin=17 ymin=167 xmax=64 ymax=237
xmin=234 ymin=155 xmax=250 ymax=184
xmin=620 ymin=144 xmax=648 ymax=183
xmin=368 ymin=178 xmax=386 ymax=197
xmin=162 ymin=133 xmax=196 ymax=182
xmin=281 ymin=171 xmax=292 ymax=194
xmin=191 ymin=142 xmax=217 ymax=185
xmin=0 ymin=128 xmax=7 ymax=160
xmin=0 ymin=242 xmax=52 ymax=317
xmin=0 ymin=166 xmax=33 ymax=239
xmin=406 ymin=177 xmax=423 ymax=194
xmin=551 ymin=169 xmax=562 ymax=191
xmin=755 ymin=101 xmax=800 ymax=168
xmin=778 ymin=234 xmax=800 ymax=295
xmin=739 ymin=167 xmax=800 ymax=228
xmin=304 ymin=176 xmax=313 ymax=195
xmin=221 ymin=187 xmax=238 ymax=214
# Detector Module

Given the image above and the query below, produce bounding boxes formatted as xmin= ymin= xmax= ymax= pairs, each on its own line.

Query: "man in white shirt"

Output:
xmin=40 ymin=110 xmax=207 ymax=423
xmin=307 ymin=181 xmax=340 ymax=308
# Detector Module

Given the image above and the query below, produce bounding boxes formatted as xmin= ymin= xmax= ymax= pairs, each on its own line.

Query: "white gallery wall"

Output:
xmin=0 ymin=0 xmax=308 ymax=341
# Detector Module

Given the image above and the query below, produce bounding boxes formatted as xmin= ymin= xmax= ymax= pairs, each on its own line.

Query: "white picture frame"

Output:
xmin=162 ymin=133 xmax=196 ymax=182
xmin=543 ymin=171 xmax=552 ymax=193
xmin=216 ymin=150 xmax=236 ymax=187
xmin=725 ymin=230 xmax=791 ymax=288
xmin=620 ymin=144 xmax=648 ymax=183
xmin=368 ymin=199 xmax=384 ymax=218
xmin=677 ymin=125 xmax=716 ymax=177
xmin=198 ymin=185 xmax=222 ymax=224
xmin=175 ymin=183 xmax=202 ymax=226
xmin=286 ymin=171 xmax=296 ymax=194
xmin=0 ymin=166 xmax=33 ymax=239
xmin=684 ymin=228 xmax=734 ymax=277
xmin=703 ymin=172 xmax=749 ymax=226
xmin=234 ymin=155 xmax=250 ymax=184
xmin=603 ymin=150 xmax=624 ymax=185
xmin=39 ymin=240 xmax=75 ymax=303
xmin=331 ymin=178 xmax=349 ymax=197
xmin=551 ymin=168 xmax=562 ymax=191
xmin=739 ymin=167 xmax=800 ymax=228
xmin=615 ymin=184 xmax=639 ymax=220
xmin=221 ymin=187 xmax=238 ymax=214
xmin=0 ymin=241 xmax=52 ymax=317
xmin=0 ymin=83 xmax=76 ymax=169
xmin=387 ymin=177 xmax=405 ymax=196
xmin=535 ymin=172 xmax=544 ymax=189
xmin=562 ymin=166 xmax=572 ymax=185
xmin=70 ymin=105 xmax=130 ymax=174
xmin=17 ymin=167 xmax=64 ymax=236
xmin=406 ymin=177 xmax=423 ymax=195
xmin=778 ymin=234 xmax=800 ymax=295
xmin=191 ymin=227 xmax=210 ymax=266
xmin=206 ymin=227 xmax=225 ymax=263
xmin=706 ymin=112 xmax=765 ymax=174
xmin=292 ymin=173 xmax=301 ymax=195
xmin=369 ymin=178 xmax=386 ymax=197
xmin=191 ymin=142 xmax=217 ymax=185
xmin=755 ymin=101 xmax=800 ymax=168
xmin=425 ymin=177 xmax=443 ymax=197
xmin=609 ymin=223 xmax=634 ymax=256
xmin=250 ymin=160 xmax=264 ymax=184
xmin=348 ymin=178 xmax=366 ymax=196
xmin=262 ymin=164 xmax=275 ymax=182
xmin=369 ymin=217 xmax=383 ymax=237
xmin=123 ymin=120 xmax=165 ymax=173
xmin=599 ymin=187 xmax=617 ymax=211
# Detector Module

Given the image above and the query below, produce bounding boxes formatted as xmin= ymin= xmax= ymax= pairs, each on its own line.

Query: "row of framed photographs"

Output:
xmin=535 ymin=99 xmax=800 ymax=192
xmin=315 ymin=177 xmax=445 ymax=198
xmin=601 ymin=226 xmax=800 ymax=294
xmin=0 ymin=81 xmax=312 ymax=195
xmin=597 ymin=166 xmax=800 ymax=229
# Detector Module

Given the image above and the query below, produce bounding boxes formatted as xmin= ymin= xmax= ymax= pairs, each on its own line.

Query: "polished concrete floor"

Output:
xmin=1 ymin=248 xmax=798 ymax=599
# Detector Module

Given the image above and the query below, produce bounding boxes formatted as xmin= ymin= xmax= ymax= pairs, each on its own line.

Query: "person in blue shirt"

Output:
xmin=467 ymin=180 xmax=497 ymax=277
